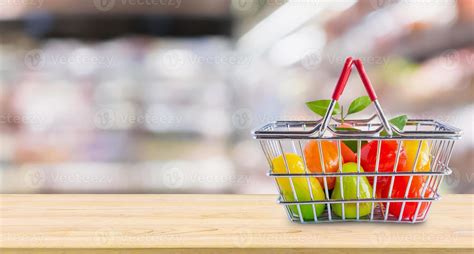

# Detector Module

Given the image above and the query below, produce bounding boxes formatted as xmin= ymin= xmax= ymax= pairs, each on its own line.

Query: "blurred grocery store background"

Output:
xmin=0 ymin=0 xmax=472 ymax=194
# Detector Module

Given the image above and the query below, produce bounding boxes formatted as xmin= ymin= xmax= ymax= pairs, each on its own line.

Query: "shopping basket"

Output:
xmin=252 ymin=57 xmax=462 ymax=223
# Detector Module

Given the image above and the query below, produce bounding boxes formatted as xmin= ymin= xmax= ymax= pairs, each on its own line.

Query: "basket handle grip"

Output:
xmin=331 ymin=58 xmax=377 ymax=101
xmin=354 ymin=59 xmax=377 ymax=101
xmin=331 ymin=57 xmax=354 ymax=100
xmin=319 ymin=57 xmax=393 ymax=136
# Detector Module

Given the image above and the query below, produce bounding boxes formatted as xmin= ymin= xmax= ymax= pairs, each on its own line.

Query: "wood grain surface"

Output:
xmin=0 ymin=194 xmax=473 ymax=253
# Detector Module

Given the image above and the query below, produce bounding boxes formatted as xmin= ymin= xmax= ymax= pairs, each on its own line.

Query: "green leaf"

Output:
xmin=306 ymin=100 xmax=341 ymax=118
xmin=389 ymin=114 xmax=408 ymax=130
xmin=343 ymin=140 xmax=368 ymax=153
xmin=343 ymin=140 xmax=358 ymax=153
xmin=380 ymin=114 xmax=408 ymax=136
xmin=335 ymin=127 xmax=360 ymax=132
xmin=347 ymin=96 xmax=371 ymax=115
xmin=334 ymin=127 xmax=365 ymax=152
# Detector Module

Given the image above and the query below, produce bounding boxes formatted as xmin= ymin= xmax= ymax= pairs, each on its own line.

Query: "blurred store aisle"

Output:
xmin=0 ymin=0 xmax=472 ymax=194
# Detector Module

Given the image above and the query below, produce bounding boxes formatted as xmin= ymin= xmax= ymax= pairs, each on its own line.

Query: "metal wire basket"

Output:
xmin=252 ymin=57 xmax=462 ymax=223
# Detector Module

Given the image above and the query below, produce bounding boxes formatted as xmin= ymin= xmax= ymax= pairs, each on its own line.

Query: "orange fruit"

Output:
xmin=304 ymin=140 xmax=340 ymax=190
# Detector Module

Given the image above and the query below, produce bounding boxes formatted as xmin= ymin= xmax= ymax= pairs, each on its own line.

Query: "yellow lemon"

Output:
xmin=403 ymin=140 xmax=431 ymax=172
xmin=272 ymin=153 xmax=326 ymax=220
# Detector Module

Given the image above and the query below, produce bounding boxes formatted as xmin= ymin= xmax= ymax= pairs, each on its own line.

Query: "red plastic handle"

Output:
xmin=330 ymin=57 xmax=378 ymax=102
xmin=354 ymin=59 xmax=377 ymax=101
xmin=331 ymin=57 xmax=353 ymax=100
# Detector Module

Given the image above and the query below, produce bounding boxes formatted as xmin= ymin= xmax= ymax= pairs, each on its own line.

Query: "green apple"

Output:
xmin=331 ymin=162 xmax=373 ymax=218
xmin=272 ymin=153 xmax=326 ymax=221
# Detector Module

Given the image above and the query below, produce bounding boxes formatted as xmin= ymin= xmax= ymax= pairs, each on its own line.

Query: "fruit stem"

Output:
xmin=340 ymin=105 xmax=344 ymax=124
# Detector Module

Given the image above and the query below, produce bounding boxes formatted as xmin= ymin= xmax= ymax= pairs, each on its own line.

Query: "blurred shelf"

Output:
xmin=0 ymin=157 xmax=237 ymax=194
xmin=393 ymin=23 xmax=474 ymax=61
xmin=0 ymin=15 xmax=233 ymax=39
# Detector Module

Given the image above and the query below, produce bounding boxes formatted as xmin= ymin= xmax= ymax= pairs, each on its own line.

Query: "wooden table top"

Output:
xmin=1 ymin=194 xmax=473 ymax=253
